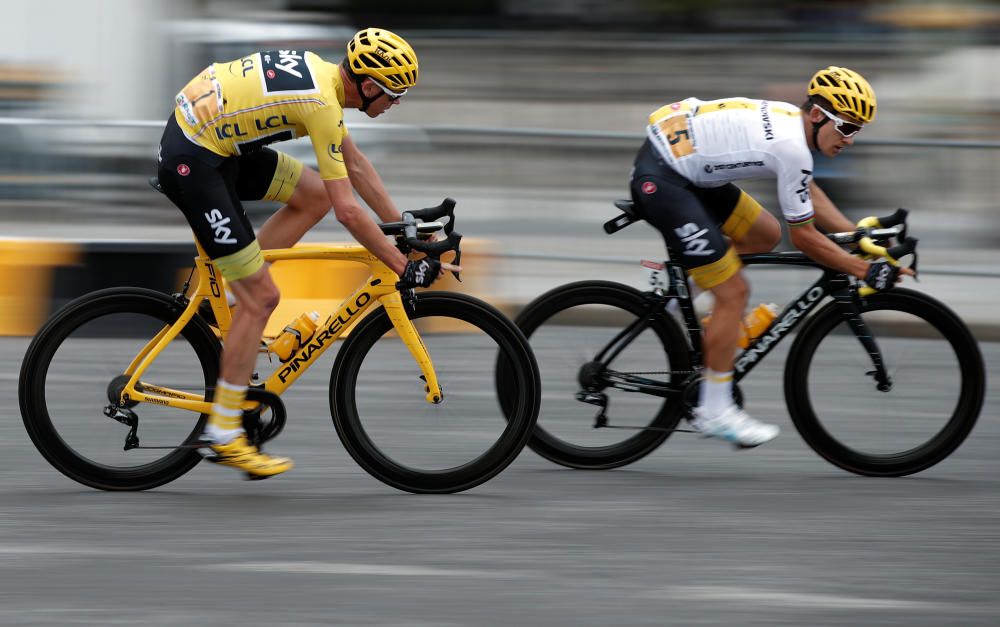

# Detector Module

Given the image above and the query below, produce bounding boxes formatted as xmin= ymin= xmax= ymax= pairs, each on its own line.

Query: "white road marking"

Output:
xmin=202 ymin=561 xmax=506 ymax=577
xmin=666 ymin=585 xmax=970 ymax=611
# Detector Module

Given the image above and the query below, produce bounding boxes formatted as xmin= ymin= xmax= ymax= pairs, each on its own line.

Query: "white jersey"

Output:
xmin=646 ymin=97 xmax=815 ymax=225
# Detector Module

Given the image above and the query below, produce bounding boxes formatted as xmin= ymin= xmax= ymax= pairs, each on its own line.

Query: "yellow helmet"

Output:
xmin=808 ymin=66 xmax=876 ymax=123
xmin=345 ymin=28 xmax=419 ymax=93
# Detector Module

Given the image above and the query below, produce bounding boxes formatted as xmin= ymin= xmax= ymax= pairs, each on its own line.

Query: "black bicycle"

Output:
xmin=511 ymin=202 xmax=985 ymax=477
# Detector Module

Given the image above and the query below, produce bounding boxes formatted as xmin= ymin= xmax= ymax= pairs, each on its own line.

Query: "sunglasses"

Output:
xmin=372 ymin=79 xmax=407 ymax=102
xmin=815 ymin=105 xmax=863 ymax=138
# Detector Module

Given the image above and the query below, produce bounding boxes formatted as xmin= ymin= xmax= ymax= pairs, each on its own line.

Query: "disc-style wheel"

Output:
xmin=785 ymin=288 xmax=984 ymax=476
xmin=514 ymin=281 xmax=692 ymax=469
xmin=19 ymin=288 xmax=219 ymax=490
xmin=330 ymin=292 xmax=540 ymax=494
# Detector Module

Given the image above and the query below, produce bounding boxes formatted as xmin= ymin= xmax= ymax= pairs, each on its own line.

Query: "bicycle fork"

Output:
xmin=381 ymin=291 xmax=444 ymax=404
xmin=838 ymin=296 xmax=893 ymax=392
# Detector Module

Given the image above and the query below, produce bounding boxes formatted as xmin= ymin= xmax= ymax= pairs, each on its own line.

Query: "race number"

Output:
xmin=656 ymin=116 xmax=695 ymax=159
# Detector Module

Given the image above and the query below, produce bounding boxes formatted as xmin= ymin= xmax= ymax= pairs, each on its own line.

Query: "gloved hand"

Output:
xmin=397 ymin=258 xmax=441 ymax=289
xmin=864 ymin=260 xmax=900 ymax=292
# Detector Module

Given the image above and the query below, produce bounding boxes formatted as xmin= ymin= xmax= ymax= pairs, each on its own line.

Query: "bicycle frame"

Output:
xmin=590 ymin=251 xmax=887 ymax=397
xmin=113 ymin=241 xmax=442 ymax=415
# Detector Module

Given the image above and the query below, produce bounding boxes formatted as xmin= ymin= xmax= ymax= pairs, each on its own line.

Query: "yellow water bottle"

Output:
xmin=270 ymin=311 xmax=320 ymax=362
xmin=701 ymin=303 xmax=778 ymax=348
xmin=740 ymin=302 xmax=778 ymax=348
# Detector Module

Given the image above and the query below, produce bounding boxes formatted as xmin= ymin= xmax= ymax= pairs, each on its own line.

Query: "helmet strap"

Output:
xmin=811 ymin=107 xmax=829 ymax=150
xmin=355 ymin=76 xmax=383 ymax=112
xmin=342 ymin=59 xmax=383 ymax=113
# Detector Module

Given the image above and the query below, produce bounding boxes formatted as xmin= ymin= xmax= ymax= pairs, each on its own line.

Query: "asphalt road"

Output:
xmin=2 ymin=331 xmax=999 ymax=626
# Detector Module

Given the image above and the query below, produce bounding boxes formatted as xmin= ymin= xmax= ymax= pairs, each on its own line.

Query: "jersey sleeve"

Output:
xmin=302 ymin=105 xmax=348 ymax=180
xmin=772 ymin=140 xmax=815 ymax=226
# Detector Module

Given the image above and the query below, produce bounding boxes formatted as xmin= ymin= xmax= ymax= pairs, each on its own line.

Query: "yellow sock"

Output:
xmin=205 ymin=379 xmax=246 ymax=443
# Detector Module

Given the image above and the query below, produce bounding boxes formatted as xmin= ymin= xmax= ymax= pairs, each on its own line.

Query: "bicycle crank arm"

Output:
xmin=243 ymin=387 xmax=288 ymax=446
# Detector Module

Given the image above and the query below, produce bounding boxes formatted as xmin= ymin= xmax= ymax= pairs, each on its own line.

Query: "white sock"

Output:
xmin=698 ymin=369 xmax=734 ymax=417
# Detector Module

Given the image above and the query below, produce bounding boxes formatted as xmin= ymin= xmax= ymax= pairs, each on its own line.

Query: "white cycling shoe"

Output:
xmin=690 ymin=404 xmax=779 ymax=448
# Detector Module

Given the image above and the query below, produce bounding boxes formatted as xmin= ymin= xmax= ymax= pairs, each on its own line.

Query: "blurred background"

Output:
xmin=2 ymin=0 xmax=1000 ymax=331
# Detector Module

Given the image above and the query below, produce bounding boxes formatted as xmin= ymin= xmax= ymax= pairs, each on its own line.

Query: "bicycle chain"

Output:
xmin=617 ymin=370 xmax=699 ymax=376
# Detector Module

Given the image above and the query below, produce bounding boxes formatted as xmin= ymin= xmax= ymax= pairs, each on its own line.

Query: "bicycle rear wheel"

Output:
xmin=330 ymin=292 xmax=539 ymax=494
xmin=785 ymin=288 xmax=984 ymax=476
xmin=513 ymin=281 xmax=692 ymax=469
xmin=19 ymin=288 xmax=219 ymax=490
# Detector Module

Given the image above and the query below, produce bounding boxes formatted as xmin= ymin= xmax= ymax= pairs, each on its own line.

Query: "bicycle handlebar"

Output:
xmin=379 ymin=197 xmax=463 ymax=282
xmin=827 ymin=208 xmax=920 ymax=296
xmin=850 ymin=208 xmax=918 ymax=267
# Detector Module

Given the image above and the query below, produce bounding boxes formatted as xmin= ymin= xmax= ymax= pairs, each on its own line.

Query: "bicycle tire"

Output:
xmin=19 ymin=287 xmax=220 ymax=490
xmin=330 ymin=291 xmax=540 ymax=494
xmin=513 ymin=281 xmax=692 ymax=469
xmin=785 ymin=288 xmax=984 ymax=476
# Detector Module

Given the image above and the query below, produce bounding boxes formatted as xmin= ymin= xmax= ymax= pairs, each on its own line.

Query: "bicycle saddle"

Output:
xmin=604 ymin=199 xmax=642 ymax=234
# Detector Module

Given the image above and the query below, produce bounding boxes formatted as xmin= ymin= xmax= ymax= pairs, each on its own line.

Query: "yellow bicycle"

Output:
xmin=19 ymin=199 xmax=540 ymax=493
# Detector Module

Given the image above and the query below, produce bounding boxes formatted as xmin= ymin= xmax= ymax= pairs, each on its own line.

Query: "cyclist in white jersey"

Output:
xmin=629 ymin=66 xmax=911 ymax=448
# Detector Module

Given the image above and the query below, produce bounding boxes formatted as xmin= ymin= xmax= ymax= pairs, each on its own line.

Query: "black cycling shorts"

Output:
xmin=629 ymin=139 xmax=763 ymax=289
xmin=156 ymin=114 xmax=303 ymax=281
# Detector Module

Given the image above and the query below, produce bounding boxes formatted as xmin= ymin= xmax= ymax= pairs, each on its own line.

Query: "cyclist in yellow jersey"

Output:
xmin=630 ymin=67 xmax=912 ymax=447
xmin=156 ymin=28 xmax=448 ymax=478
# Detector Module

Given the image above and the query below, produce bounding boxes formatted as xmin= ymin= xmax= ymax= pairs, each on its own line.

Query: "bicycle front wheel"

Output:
xmin=18 ymin=288 xmax=220 ymax=490
xmin=330 ymin=292 xmax=540 ymax=494
xmin=785 ymin=288 xmax=984 ymax=476
xmin=514 ymin=281 xmax=692 ymax=469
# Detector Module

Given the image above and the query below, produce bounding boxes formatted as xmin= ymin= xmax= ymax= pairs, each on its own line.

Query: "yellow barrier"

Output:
xmin=0 ymin=238 xmax=501 ymax=339
xmin=0 ymin=240 xmax=80 ymax=336
xmin=262 ymin=239 xmax=499 ymax=338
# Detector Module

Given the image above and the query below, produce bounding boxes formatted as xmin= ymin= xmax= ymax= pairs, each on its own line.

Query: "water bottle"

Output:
xmin=269 ymin=311 xmax=320 ymax=362
xmin=701 ymin=302 xmax=779 ymax=348
xmin=740 ymin=303 xmax=779 ymax=348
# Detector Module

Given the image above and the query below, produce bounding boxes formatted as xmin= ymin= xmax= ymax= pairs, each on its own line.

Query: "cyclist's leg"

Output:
xmin=235 ymin=148 xmax=328 ymax=250
xmin=218 ymin=267 xmax=279 ymax=384
xmin=629 ymin=167 xmax=746 ymax=380
xmin=629 ymin=142 xmax=777 ymax=446
xmin=157 ymin=136 xmax=292 ymax=476
xmin=697 ymin=185 xmax=781 ymax=255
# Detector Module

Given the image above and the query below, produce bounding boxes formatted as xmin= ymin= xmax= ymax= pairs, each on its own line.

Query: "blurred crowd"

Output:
xmin=1 ymin=0 xmax=999 ymax=246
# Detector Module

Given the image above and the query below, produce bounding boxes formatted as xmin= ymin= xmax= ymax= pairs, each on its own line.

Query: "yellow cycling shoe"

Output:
xmin=204 ymin=434 xmax=293 ymax=479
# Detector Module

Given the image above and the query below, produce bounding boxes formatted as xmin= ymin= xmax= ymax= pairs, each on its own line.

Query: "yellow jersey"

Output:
xmin=173 ymin=50 xmax=349 ymax=180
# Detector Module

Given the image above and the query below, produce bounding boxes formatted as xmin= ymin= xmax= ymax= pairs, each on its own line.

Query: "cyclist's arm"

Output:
xmin=788 ymin=221 xmax=869 ymax=279
xmin=774 ymin=149 xmax=866 ymax=279
xmin=342 ymin=134 xmax=403 ymax=224
xmin=324 ymin=177 xmax=408 ymax=275
xmin=808 ymin=180 xmax=855 ymax=233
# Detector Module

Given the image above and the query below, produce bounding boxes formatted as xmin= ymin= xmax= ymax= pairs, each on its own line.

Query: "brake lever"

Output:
xmin=400 ymin=287 xmax=417 ymax=314
xmin=451 ymin=247 xmax=463 ymax=283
